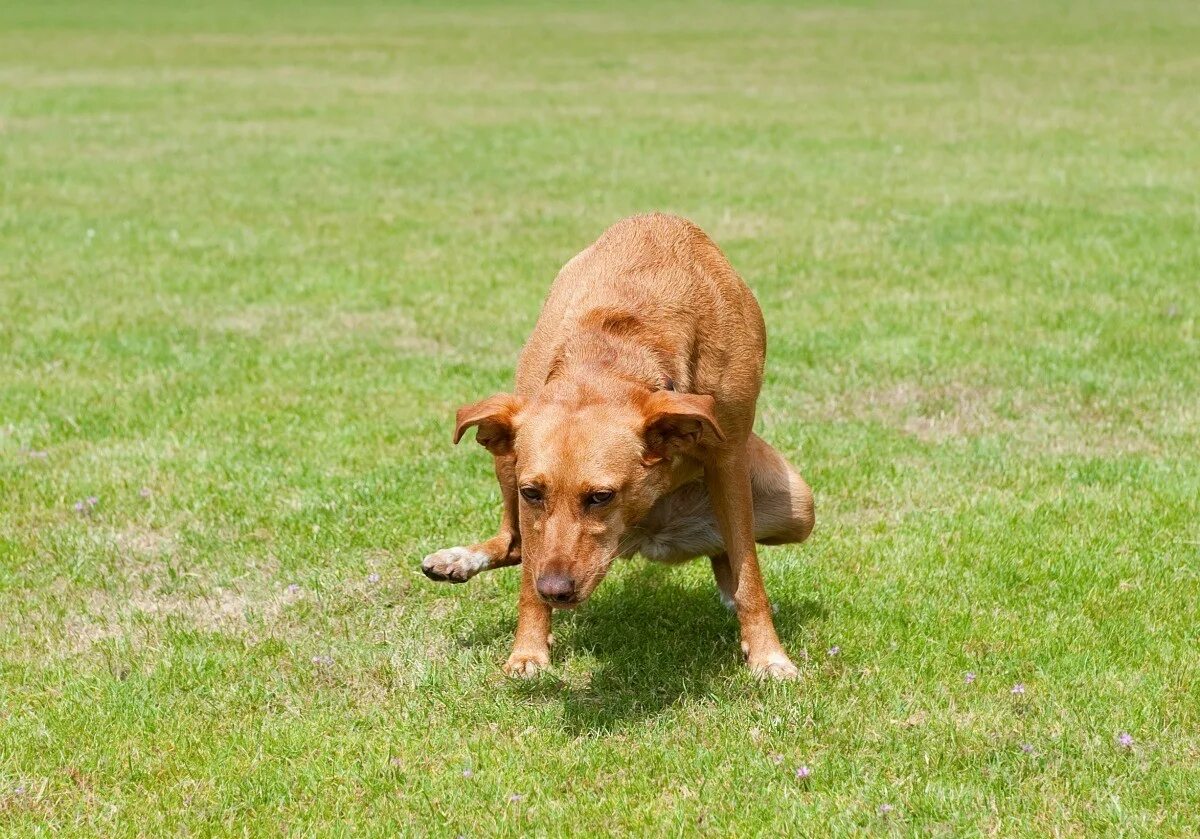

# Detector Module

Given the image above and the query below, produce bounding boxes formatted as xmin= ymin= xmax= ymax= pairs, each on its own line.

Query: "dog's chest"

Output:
xmin=622 ymin=480 xmax=722 ymax=565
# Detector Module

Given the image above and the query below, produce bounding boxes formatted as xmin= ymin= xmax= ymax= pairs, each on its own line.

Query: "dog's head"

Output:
xmin=453 ymin=382 xmax=724 ymax=607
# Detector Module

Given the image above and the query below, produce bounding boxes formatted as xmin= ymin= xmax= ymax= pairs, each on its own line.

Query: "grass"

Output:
xmin=2 ymin=0 xmax=1199 ymax=834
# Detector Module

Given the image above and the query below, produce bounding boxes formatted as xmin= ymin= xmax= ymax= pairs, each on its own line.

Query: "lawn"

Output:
xmin=2 ymin=0 xmax=1199 ymax=834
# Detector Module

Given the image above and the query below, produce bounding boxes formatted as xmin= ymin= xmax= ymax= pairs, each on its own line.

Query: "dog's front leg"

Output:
xmin=422 ymin=452 xmax=522 ymax=583
xmin=503 ymin=560 xmax=553 ymax=677
xmin=705 ymin=446 xmax=798 ymax=680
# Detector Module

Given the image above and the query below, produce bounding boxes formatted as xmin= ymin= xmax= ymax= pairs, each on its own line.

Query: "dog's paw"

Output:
xmin=503 ymin=648 xmax=550 ymax=678
xmin=421 ymin=546 xmax=490 ymax=583
xmin=748 ymin=651 xmax=800 ymax=681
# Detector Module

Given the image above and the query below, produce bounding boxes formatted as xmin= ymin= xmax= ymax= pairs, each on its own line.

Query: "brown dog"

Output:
xmin=422 ymin=214 xmax=814 ymax=679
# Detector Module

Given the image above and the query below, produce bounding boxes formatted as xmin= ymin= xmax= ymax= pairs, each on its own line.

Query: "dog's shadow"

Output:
xmin=464 ymin=565 xmax=824 ymax=735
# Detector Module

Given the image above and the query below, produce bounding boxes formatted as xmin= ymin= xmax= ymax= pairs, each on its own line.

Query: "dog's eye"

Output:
xmin=585 ymin=490 xmax=615 ymax=507
xmin=519 ymin=486 xmax=544 ymax=504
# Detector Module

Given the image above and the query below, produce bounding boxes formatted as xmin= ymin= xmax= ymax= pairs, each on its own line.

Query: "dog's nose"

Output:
xmin=536 ymin=574 xmax=576 ymax=603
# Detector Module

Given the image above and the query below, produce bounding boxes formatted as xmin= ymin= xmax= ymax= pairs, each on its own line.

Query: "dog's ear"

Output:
xmin=454 ymin=394 xmax=521 ymax=455
xmin=641 ymin=390 xmax=726 ymax=464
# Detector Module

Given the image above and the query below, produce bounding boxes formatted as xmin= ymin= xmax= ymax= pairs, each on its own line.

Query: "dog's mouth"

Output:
xmin=537 ymin=581 xmax=594 ymax=609
xmin=531 ymin=549 xmax=624 ymax=609
xmin=535 ymin=563 xmax=614 ymax=609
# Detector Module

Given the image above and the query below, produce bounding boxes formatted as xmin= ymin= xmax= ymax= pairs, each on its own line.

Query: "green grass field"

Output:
xmin=3 ymin=0 xmax=1199 ymax=834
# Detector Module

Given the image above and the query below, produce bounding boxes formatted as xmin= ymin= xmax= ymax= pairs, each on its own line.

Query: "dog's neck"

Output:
xmin=542 ymin=307 xmax=683 ymax=395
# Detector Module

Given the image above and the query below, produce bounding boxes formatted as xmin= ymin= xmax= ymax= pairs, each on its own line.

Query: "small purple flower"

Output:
xmin=769 ymin=753 xmax=783 ymax=765
xmin=1011 ymin=683 xmax=1026 ymax=696
xmin=508 ymin=793 xmax=524 ymax=803
xmin=14 ymin=785 xmax=25 ymax=796
xmin=462 ymin=768 xmax=474 ymax=778
xmin=86 ymin=496 xmax=98 ymax=507
xmin=1020 ymin=743 xmax=1034 ymax=754
xmin=286 ymin=583 xmax=302 ymax=595
xmin=1117 ymin=732 xmax=1134 ymax=748
xmin=795 ymin=765 xmax=811 ymax=780
xmin=73 ymin=500 xmax=86 ymax=512
xmin=827 ymin=646 xmax=840 ymax=657
xmin=311 ymin=655 xmax=333 ymax=666
xmin=139 ymin=487 xmax=152 ymax=498
xmin=878 ymin=803 xmax=894 ymax=815
xmin=964 ymin=671 xmax=976 ymax=685
xmin=367 ymin=573 xmax=381 ymax=584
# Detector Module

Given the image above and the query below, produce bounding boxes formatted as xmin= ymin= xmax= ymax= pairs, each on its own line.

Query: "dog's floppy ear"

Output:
xmin=641 ymin=390 xmax=726 ymax=464
xmin=454 ymin=393 xmax=521 ymax=455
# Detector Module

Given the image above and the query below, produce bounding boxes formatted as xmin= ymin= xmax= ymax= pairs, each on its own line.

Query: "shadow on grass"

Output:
xmin=465 ymin=566 xmax=824 ymax=735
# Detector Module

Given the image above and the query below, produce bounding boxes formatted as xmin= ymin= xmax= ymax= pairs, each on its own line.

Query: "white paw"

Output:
xmin=421 ymin=546 xmax=490 ymax=583
xmin=748 ymin=651 xmax=800 ymax=681
xmin=503 ymin=649 xmax=550 ymax=678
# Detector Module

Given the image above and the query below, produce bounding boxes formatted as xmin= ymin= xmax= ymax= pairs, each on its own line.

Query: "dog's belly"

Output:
xmin=621 ymin=481 xmax=723 ymax=564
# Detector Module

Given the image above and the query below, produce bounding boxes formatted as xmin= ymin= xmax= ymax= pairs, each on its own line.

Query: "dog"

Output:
xmin=422 ymin=214 xmax=814 ymax=679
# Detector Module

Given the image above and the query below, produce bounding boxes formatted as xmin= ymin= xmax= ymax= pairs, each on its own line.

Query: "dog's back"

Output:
xmin=516 ymin=214 xmax=766 ymax=437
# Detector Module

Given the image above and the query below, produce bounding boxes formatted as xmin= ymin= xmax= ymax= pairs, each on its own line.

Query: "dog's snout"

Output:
xmin=535 ymin=574 xmax=576 ymax=603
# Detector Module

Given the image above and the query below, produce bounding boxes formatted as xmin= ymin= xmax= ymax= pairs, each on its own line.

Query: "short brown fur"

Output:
xmin=423 ymin=214 xmax=814 ymax=679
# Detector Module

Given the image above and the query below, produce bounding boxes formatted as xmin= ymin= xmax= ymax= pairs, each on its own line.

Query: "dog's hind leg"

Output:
xmin=744 ymin=434 xmax=815 ymax=547
xmin=422 ymin=452 xmax=522 ymax=583
xmin=710 ymin=553 xmax=738 ymax=610
xmin=708 ymin=436 xmax=813 ymax=609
